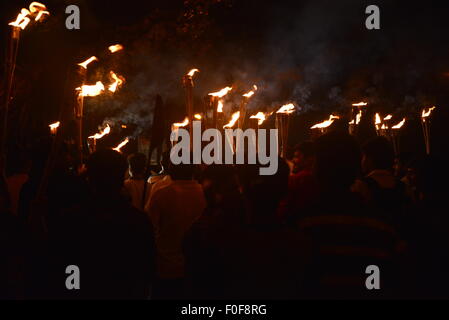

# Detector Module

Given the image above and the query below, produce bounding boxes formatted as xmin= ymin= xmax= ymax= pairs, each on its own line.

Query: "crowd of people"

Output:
xmin=1 ymin=131 xmax=448 ymax=300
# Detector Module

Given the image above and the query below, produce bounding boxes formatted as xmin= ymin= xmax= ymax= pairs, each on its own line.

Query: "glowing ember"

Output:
xmin=224 ymin=112 xmax=241 ymax=129
xmin=311 ymin=115 xmax=340 ymax=129
xmin=173 ymin=117 xmax=189 ymax=129
xmin=250 ymin=112 xmax=267 ymax=126
xmin=187 ymin=69 xmax=200 ymax=77
xmin=121 ymin=125 xmax=127 ymax=129
xmin=353 ymin=102 xmax=368 ymax=107
xmin=209 ymin=87 xmax=233 ymax=98
xmin=108 ymin=44 xmax=124 ymax=53
xmin=276 ymin=103 xmax=296 ymax=114
xmin=108 ymin=71 xmax=125 ymax=93
xmin=422 ymin=106 xmax=436 ymax=120
xmin=89 ymin=124 xmax=111 ymax=140
xmin=113 ymin=138 xmax=130 ymax=153
xmin=243 ymin=85 xmax=258 ymax=98
xmin=392 ymin=118 xmax=406 ymax=130
xmin=78 ymin=56 xmax=98 ymax=69
xmin=77 ymin=81 xmax=105 ymax=97
xmin=194 ymin=114 xmax=202 ymax=120
xmin=9 ymin=8 xmax=31 ymax=30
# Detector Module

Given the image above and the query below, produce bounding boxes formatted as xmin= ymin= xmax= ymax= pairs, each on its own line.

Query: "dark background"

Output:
xmin=1 ymin=0 xmax=449 ymax=155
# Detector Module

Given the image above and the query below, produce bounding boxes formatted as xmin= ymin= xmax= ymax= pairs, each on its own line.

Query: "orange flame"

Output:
xmin=187 ymin=69 xmax=200 ymax=77
xmin=422 ymin=106 xmax=436 ymax=120
xmin=384 ymin=115 xmax=393 ymax=121
xmin=392 ymin=118 xmax=406 ymax=130
xmin=49 ymin=121 xmax=60 ymax=134
xmin=78 ymin=56 xmax=98 ymax=69
xmin=194 ymin=114 xmax=202 ymax=120
xmin=217 ymin=100 xmax=224 ymax=113
xmin=9 ymin=3 xmax=49 ymax=29
xmin=77 ymin=81 xmax=105 ymax=97
xmin=352 ymin=102 xmax=368 ymax=107
xmin=89 ymin=124 xmax=111 ymax=140
xmin=9 ymin=8 xmax=31 ymax=30
xmin=108 ymin=44 xmax=124 ymax=53
xmin=277 ymin=103 xmax=295 ymax=114
xmin=243 ymin=85 xmax=258 ymax=98
xmin=375 ymin=113 xmax=382 ymax=125
xmin=350 ymin=110 xmax=362 ymax=125
xmin=173 ymin=117 xmax=189 ymax=129
xmin=250 ymin=112 xmax=267 ymax=126
xmin=209 ymin=87 xmax=233 ymax=98
xmin=311 ymin=115 xmax=340 ymax=129
xmin=223 ymin=112 xmax=241 ymax=129
xmin=34 ymin=10 xmax=49 ymax=22
xmin=113 ymin=138 xmax=130 ymax=153
xmin=108 ymin=71 xmax=125 ymax=93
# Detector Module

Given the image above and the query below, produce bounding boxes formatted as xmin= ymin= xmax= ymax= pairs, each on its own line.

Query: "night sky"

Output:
xmin=1 ymin=0 xmax=449 ymax=154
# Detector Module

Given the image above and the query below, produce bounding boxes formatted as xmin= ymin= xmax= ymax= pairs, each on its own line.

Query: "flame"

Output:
xmin=49 ymin=121 xmax=60 ymax=134
xmin=276 ymin=103 xmax=296 ymax=114
xmin=34 ymin=10 xmax=49 ymax=22
xmin=384 ymin=115 xmax=393 ymax=121
xmin=250 ymin=112 xmax=266 ymax=126
xmin=187 ymin=69 xmax=200 ymax=77
xmin=113 ymin=138 xmax=130 ymax=153
xmin=49 ymin=121 xmax=60 ymax=130
xmin=375 ymin=113 xmax=382 ymax=125
xmin=173 ymin=117 xmax=189 ymax=129
xmin=29 ymin=2 xmax=47 ymax=12
xmin=108 ymin=44 xmax=124 ymax=53
xmin=9 ymin=8 xmax=31 ymax=30
xmin=243 ymin=85 xmax=258 ymax=98
xmin=392 ymin=118 xmax=406 ymax=130
xmin=311 ymin=115 xmax=340 ymax=129
xmin=78 ymin=56 xmax=98 ymax=69
xmin=381 ymin=124 xmax=388 ymax=130
xmin=209 ymin=87 xmax=233 ymax=98
xmin=9 ymin=3 xmax=49 ymax=29
xmin=194 ymin=114 xmax=202 ymax=120
xmin=121 ymin=125 xmax=127 ymax=129
xmin=350 ymin=110 xmax=363 ymax=125
xmin=108 ymin=71 xmax=125 ymax=93
xmin=217 ymin=100 xmax=224 ymax=113
xmin=422 ymin=106 xmax=436 ymax=120
xmin=89 ymin=124 xmax=111 ymax=140
xmin=223 ymin=112 xmax=241 ymax=129
xmin=77 ymin=81 xmax=105 ymax=97
xmin=353 ymin=102 xmax=368 ymax=107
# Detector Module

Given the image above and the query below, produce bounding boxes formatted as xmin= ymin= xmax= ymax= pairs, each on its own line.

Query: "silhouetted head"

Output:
xmin=292 ymin=141 xmax=316 ymax=173
xmin=87 ymin=149 xmax=127 ymax=195
xmin=127 ymin=153 xmax=147 ymax=178
xmin=314 ymin=132 xmax=361 ymax=192
xmin=238 ymin=158 xmax=290 ymax=216
xmin=361 ymin=136 xmax=394 ymax=173
xmin=169 ymin=160 xmax=195 ymax=181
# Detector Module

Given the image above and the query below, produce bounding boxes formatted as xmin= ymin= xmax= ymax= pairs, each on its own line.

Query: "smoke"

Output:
xmin=80 ymin=0 xmax=449 ymax=137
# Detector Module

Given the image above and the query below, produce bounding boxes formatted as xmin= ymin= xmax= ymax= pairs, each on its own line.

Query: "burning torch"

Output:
xmin=276 ymin=104 xmax=295 ymax=159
